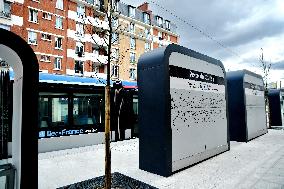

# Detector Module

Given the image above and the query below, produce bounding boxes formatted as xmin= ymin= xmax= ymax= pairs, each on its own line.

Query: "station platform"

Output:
xmin=39 ymin=128 xmax=284 ymax=189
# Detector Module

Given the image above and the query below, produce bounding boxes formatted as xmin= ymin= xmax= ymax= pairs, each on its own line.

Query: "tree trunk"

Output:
xmin=104 ymin=85 xmax=111 ymax=189
xmin=265 ymin=90 xmax=271 ymax=129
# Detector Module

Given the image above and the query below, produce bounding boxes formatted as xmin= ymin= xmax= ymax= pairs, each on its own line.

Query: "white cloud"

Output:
xmin=122 ymin=0 xmax=284 ymax=81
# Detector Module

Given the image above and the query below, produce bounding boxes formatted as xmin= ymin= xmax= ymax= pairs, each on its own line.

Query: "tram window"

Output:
xmin=39 ymin=96 xmax=69 ymax=128
xmin=132 ymin=95 xmax=139 ymax=137
xmin=133 ymin=97 xmax=138 ymax=115
xmin=39 ymin=97 xmax=49 ymax=128
xmin=52 ymin=97 xmax=68 ymax=127
xmin=73 ymin=94 xmax=104 ymax=126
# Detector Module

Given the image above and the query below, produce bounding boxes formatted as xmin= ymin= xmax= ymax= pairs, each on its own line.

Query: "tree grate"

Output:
xmin=57 ymin=172 xmax=158 ymax=189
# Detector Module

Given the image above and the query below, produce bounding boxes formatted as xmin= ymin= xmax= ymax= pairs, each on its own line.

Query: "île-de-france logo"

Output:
xmin=39 ymin=131 xmax=45 ymax=138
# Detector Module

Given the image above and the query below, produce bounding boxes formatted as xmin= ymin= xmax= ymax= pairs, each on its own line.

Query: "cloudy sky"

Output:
xmin=122 ymin=0 xmax=284 ymax=82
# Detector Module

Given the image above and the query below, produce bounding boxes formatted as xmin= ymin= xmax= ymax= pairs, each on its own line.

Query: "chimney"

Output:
xmin=137 ymin=2 xmax=153 ymax=22
xmin=137 ymin=2 xmax=149 ymax=12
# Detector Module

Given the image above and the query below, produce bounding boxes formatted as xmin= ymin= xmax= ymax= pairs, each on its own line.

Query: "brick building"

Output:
xmin=0 ymin=0 xmax=179 ymax=81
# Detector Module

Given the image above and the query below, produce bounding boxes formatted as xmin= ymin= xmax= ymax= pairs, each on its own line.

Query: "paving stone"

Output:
xmin=39 ymin=129 xmax=284 ymax=189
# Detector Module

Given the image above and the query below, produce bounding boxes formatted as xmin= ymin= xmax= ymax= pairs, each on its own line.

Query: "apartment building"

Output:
xmin=112 ymin=2 xmax=179 ymax=81
xmin=0 ymin=0 xmax=179 ymax=81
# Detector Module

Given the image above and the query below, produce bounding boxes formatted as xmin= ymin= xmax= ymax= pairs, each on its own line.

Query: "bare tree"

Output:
xmin=75 ymin=1 xmax=115 ymax=188
xmin=259 ymin=48 xmax=272 ymax=128
xmin=77 ymin=0 xmax=143 ymax=188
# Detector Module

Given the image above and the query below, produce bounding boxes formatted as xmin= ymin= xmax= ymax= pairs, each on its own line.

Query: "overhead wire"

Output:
xmin=147 ymin=0 xmax=243 ymax=59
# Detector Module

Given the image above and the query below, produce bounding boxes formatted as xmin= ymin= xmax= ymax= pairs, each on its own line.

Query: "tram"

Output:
xmin=10 ymin=72 xmax=138 ymax=153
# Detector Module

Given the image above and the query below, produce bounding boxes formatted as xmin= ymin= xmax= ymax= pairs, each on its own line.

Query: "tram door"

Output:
xmin=132 ymin=95 xmax=138 ymax=137
xmin=112 ymin=85 xmax=136 ymax=141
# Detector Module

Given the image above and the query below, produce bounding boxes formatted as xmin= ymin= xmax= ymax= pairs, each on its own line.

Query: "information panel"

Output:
xmin=227 ymin=70 xmax=267 ymax=142
xmin=138 ymin=44 xmax=229 ymax=176
xmin=244 ymin=74 xmax=267 ymax=140
xmin=268 ymin=89 xmax=284 ymax=126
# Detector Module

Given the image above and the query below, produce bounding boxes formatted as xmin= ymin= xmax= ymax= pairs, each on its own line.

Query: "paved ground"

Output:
xmin=38 ymin=128 xmax=284 ymax=189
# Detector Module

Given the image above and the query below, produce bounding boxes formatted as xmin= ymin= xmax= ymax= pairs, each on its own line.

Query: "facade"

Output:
xmin=113 ymin=2 xmax=179 ymax=80
xmin=0 ymin=0 xmax=179 ymax=81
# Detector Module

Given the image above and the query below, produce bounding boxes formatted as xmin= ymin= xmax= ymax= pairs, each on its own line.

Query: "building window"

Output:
xmin=28 ymin=31 xmax=37 ymax=45
xmin=75 ymin=42 xmax=84 ymax=57
xmin=165 ymin=20 xmax=170 ymax=30
xmin=158 ymin=31 xmax=163 ymax=40
xmin=76 ymin=22 xmax=84 ymax=36
xmin=56 ymin=0 xmax=63 ymax=10
xmin=112 ymin=0 xmax=118 ymax=11
xmin=55 ymin=16 xmax=63 ymax=29
xmin=156 ymin=16 xmax=163 ymax=27
xmin=112 ymin=17 xmax=118 ymax=28
xmin=77 ymin=5 xmax=85 ymax=18
xmin=129 ymin=23 xmax=135 ymax=33
xmin=92 ymin=47 xmax=99 ymax=56
xmin=75 ymin=60 xmax=84 ymax=74
xmin=1 ymin=1 xmax=11 ymax=18
xmin=41 ymin=33 xmax=51 ymax=41
xmin=54 ymin=57 xmax=62 ymax=70
xmin=42 ymin=12 xmax=52 ymax=20
xmin=94 ymin=0 xmax=100 ymax=8
xmin=92 ymin=64 xmax=99 ymax=73
xmin=40 ymin=55 xmax=51 ymax=62
xmin=111 ymin=64 xmax=119 ymax=78
xmin=145 ymin=28 xmax=150 ymax=39
xmin=29 ymin=9 xmax=38 ymax=23
xmin=145 ymin=42 xmax=150 ymax=51
xmin=55 ymin=37 xmax=63 ymax=49
xmin=111 ymin=32 xmax=119 ymax=44
xmin=143 ymin=13 xmax=150 ymax=24
xmin=128 ymin=6 xmax=135 ymax=18
xmin=130 ymin=52 xmax=136 ymax=63
xmin=130 ymin=37 xmax=136 ymax=50
xmin=111 ymin=48 xmax=119 ymax=60
xmin=92 ymin=64 xmax=104 ymax=73
xmin=129 ymin=68 xmax=136 ymax=80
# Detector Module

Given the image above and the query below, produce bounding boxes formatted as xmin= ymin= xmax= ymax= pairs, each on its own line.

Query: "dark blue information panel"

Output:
xmin=227 ymin=70 xmax=267 ymax=142
xmin=268 ymin=89 xmax=284 ymax=126
xmin=138 ymin=44 xmax=229 ymax=176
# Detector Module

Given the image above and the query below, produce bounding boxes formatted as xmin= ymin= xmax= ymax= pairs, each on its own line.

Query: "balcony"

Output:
xmin=84 ymin=71 xmax=107 ymax=79
xmin=75 ymin=31 xmax=85 ymax=38
xmin=91 ymin=34 xmax=107 ymax=47
xmin=91 ymin=53 xmax=108 ymax=64
xmin=91 ymin=18 xmax=108 ymax=30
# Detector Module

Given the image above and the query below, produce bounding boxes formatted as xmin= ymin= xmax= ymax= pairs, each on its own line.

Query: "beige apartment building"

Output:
xmin=0 ymin=0 xmax=179 ymax=81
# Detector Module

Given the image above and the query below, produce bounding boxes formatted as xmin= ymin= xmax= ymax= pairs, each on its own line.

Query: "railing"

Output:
xmin=0 ymin=164 xmax=15 ymax=189
xmin=91 ymin=54 xmax=108 ymax=64
xmin=91 ymin=34 xmax=107 ymax=46
xmin=75 ymin=32 xmax=85 ymax=38
xmin=0 ymin=11 xmax=11 ymax=19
